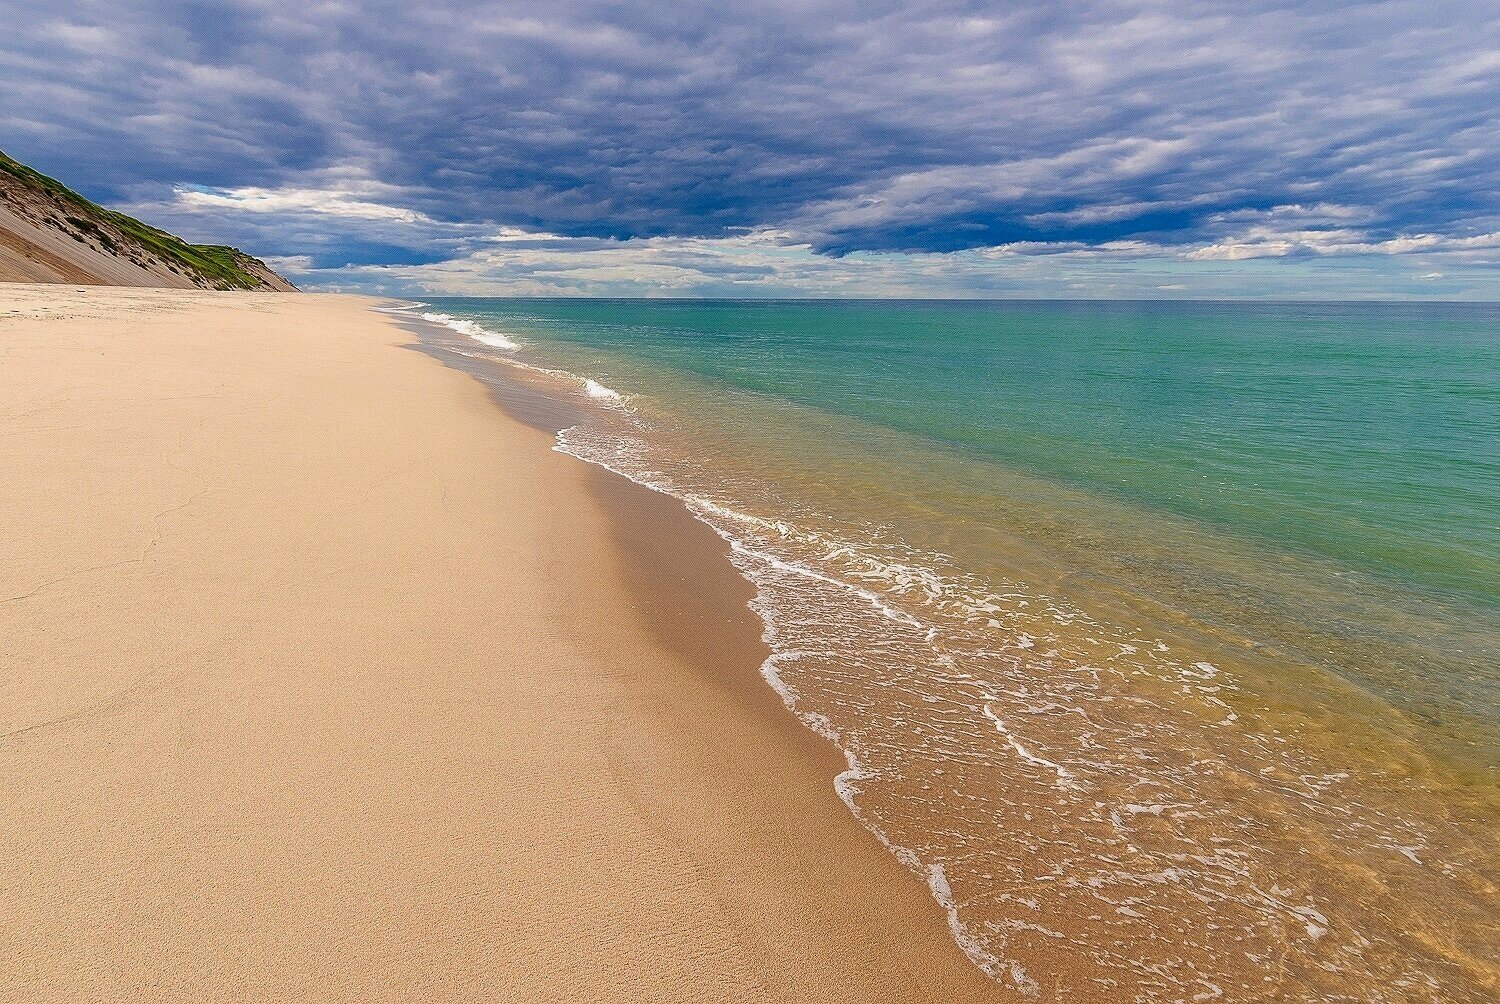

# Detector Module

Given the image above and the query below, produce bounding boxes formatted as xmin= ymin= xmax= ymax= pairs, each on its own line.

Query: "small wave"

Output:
xmin=408 ymin=307 xmax=641 ymax=413
xmin=418 ymin=310 xmax=521 ymax=350
xmin=471 ymin=331 xmax=520 ymax=350
xmin=490 ymin=357 xmax=632 ymax=411
xmin=584 ymin=378 xmax=624 ymax=401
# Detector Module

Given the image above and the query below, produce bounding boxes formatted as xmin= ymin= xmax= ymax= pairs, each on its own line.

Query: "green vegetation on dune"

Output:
xmin=0 ymin=149 xmax=290 ymax=290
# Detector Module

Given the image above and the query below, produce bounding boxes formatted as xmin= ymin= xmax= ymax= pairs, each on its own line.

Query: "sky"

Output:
xmin=2 ymin=0 xmax=1497 ymax=298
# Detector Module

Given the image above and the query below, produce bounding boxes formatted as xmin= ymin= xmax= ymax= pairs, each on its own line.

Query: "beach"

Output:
xmin=0 ymin=286 xmax=995 ymax=1002
xmin=407 ymin=298 xmax=1499 ymax=1003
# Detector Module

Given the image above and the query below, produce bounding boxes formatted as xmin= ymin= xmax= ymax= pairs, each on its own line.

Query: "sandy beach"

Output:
xmin=0 ymin=286 xmax=995 ymax=1002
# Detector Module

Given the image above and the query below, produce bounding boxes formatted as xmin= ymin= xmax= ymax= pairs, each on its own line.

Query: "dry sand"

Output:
xmin=0 ymin=286 xmax=997 ymax=1002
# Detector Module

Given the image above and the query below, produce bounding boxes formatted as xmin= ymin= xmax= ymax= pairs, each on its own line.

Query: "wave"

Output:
xmin=396 ymin=304 xmax=637 ymax=411
xmin=418 ymin=310 xmax=522 ymax=350
xmin=583 ymin=378 xmax=624 ymax=401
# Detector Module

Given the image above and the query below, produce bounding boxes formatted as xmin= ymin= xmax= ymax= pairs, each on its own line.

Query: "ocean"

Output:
xmin=410 ymin=298 xmax=1498 ymax=1002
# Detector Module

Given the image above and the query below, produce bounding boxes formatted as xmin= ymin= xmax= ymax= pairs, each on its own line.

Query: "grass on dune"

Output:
xmin=0 ymin=149 xmax=283 ymax=290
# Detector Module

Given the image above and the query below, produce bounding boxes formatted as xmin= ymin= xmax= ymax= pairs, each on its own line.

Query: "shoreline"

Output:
xmin=402 ymin=305 xmax=1010 ymax=992
xmin=0 ymin=285 xmax=996 ymax=1001
xmin=403 ymin=299 xmax=1499 ymax=1002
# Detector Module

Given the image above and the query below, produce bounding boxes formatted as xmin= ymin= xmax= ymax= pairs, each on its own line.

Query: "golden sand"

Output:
xmin=0 ymin=286 xmax=996 ymax=1002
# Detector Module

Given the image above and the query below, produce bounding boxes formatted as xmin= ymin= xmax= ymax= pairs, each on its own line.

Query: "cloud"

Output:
xmin=1 ymin=0 xmax=1495 ymax=293
xmin=1182 ymin=204 xmax=1500 ymax=262
xmin=262 ymin=225 xmax=1500 ymax=301
xmin=159 ymin=166 xmax=433 ymax=223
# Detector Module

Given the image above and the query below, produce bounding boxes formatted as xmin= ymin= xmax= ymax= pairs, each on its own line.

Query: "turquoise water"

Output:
xmin=416 ymin=298 xmax=1500 ymax=1001
xmin=429 ymin=298 xmax=1498 ymax=731
xmin=442 ymin=299 xmax=1500 ymax=602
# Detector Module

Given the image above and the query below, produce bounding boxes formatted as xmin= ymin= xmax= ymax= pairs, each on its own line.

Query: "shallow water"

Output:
xmin=411 ymin=299 xmax=1498 ymax=1002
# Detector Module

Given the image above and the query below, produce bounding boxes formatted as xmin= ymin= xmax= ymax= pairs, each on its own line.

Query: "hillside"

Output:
xmin=0 ymin=150 xmax=294 ymax=291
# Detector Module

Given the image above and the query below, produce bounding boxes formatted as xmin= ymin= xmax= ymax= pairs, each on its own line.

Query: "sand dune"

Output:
xmin=0 ymin=151 xmax=293 ymax=290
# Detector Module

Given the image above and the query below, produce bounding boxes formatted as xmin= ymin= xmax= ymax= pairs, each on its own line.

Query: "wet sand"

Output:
xmin=0 ymin=285 xmax=997 ymax=1002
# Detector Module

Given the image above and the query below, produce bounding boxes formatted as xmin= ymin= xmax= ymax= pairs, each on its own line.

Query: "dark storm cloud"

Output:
xmin=2 ymin=0 xmax=1495 ymax=264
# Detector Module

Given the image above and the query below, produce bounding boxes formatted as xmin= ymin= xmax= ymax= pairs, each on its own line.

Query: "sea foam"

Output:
xmin=583 ymin=378 xmax=624 ymax=401
xmin=418 ymin=310 xmax=521 ymax=350
xmin=395 ymin=305 xmax=642 ymax=411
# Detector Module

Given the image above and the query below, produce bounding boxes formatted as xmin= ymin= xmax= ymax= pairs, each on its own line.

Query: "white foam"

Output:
xmin=471 ymin=331 xmax=521 ymax=350
xmin=417 ymin=310 xmax=521 ymax=350
xmin=927 ymin=863 xmax=1037 ymax=994
xmin=406 ymin=311 xmax=643 ymax=414
xmin=982 ymin=704 xmax=1082 ymax=791
xmin=684 ymin=496 xmax=928 ymax=629
xmin=583 ymin=378 xmax=623 ymax=401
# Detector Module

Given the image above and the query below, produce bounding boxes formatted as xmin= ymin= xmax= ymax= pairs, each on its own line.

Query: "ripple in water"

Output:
xmin=558 ymin=417 xmax=1496 ymax=1003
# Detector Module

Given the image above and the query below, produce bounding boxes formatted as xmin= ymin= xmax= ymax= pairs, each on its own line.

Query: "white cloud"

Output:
xmin=173 ymin=184 xmax=430 ymax=223
xmin=1185 ymin=228 xmax=1500 ymax=262
xmin=261 ymin=254 xmax=315 ymax=272
xmin=793 ymin=136 xmax=1200 ymax=239
xmin=277 ymin=226 xmax=1500 ymax=301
